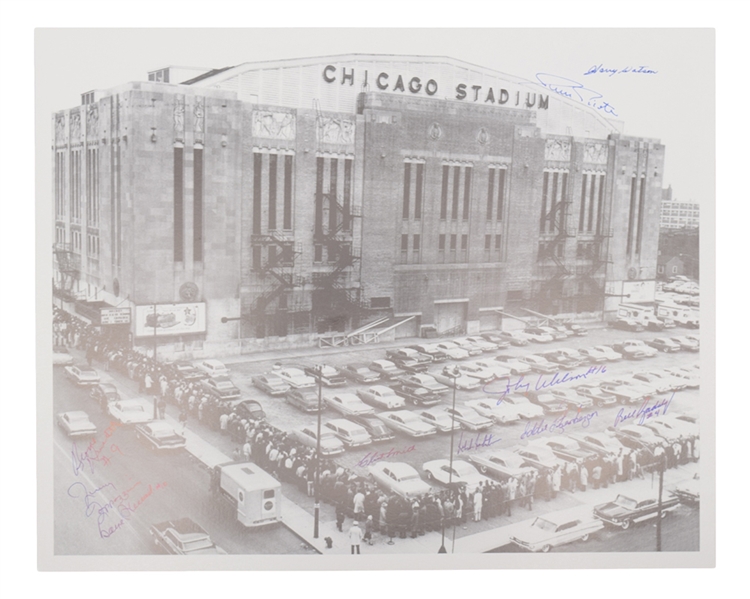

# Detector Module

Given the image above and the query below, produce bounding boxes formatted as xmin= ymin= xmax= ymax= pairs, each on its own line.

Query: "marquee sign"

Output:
xmin=134 ymin=303 xmax=207 ymax=337
xmin=322 ymin=65 xmax=549 ymax=110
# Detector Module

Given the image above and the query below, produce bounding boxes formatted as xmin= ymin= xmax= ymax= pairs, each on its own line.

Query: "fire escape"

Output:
xmin=575 ymin=227 xmax=614 ymax=311
xmin=53 ymin=243 xmax=80 ymax=301
xmin=535 ymin=198 xmax=574 ymax=313
xmin=248 ymin=232 xmax=303 ymax=337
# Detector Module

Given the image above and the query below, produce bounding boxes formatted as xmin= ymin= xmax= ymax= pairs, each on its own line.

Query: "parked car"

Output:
xmin=611 ymin=340 xmax=658 ymax=359
xmin=108 ymin=399 xmax=153 ymax=425
xmin=540 ymin=348 xmax=585 ymax=369
xmin=228 ymin=399 xmax=266 ymax=421
xmin=656 ymin=414 xmax=699 ymax=439
xmin=473 ymin=359 xmax=514 ymax=381
xmin=390 ymin=383 xmax=443 ymax=407
xmin=455 ymin=362 xmax=497 ymax=384
xmin=477 ymin=332 xmax=511 ymax=349
xmin=368 ymin=359 xmax=407 ymax=381
xmin=668 ymin=336 xmax=700 ymax=352
xmin=251 ymin=373 xmax=291 ymax=396
xmin=196 ymin=359 xmax=230 ymax=378
xmin=302 ymin=364 xmax=347 ymax=387
xmin=342 ymin=363 xmax=382 ymax=384
xmin=493 ymin=355 xmax=533 ymax=376
xmin=467 ymin=450 xmax=537 ymax=481
xmin=510 ymin=510 xmax=604 ymax=552
xmin=422 ymin=459 xmax=492 ymax=491
xmin=417 ymin=408 xmax=458 ymax=432
xmin=523 ymin=327 xmax=555 ymax=343
xmin=549 ymin=388 xmax=594 ymax=410
xmin=451 ymin=338 xmax=485 ymax=356
xmin=594 ymin=492 xmax=680 ymax=529
xmin=346 ymin=414 xmax=396 ymax=443
xmin=135 ymin=421 xmax=187 ymax=450
xmin=540 ymin=326 xmax=569 ymax=340
xmin=443 ymin=405 xmax=494 ymax=431
xmin=150 ymin=518 xmax=226 ymax=555
xmin=498 ymin=393 xmax=545 ymax=419
xmin=642 ymin=420 xmax=685 ymax=444
xmin=323 ymin=419 xmax=372 ymax=448
xmin=465 ymin=335 xmax=505 ymax=351
xmin=324 ymin=393 xmax=375 ymax=417
xmin=562 ymin=322 xmax=589 ymax=336
xmin=53 ymin=345 xmax=74 ymax=366
xmin=169 ymin=360 xmax=207 ymax=382
xmin=664 ymin=367 xmax=700 ymax=388
xmin=598 ymin=382 xmax=646 ymax=405
xmin=631 ymin=371 xmax=677 ymax=394
xmin=646 ymin=337 xmax=681 ymax=353
xmin=201 ymin=376 xmax=241 ymax=401
xmin=377 ymin=410 xmax=438 ymax=438
xmin=431 ymin=367 xmax=482 ymax=390
xmin=356 ymin=385 xmax=406 ymax=410
xmin=526 ymin=391 xmax=568 ymax=415
xmin=466 ymin=399 xmax=521 ymax=424
xmin=609 ymin=318 xmax=645 ymax=332
xmin=534 ymin=436 xmax=599 ymax=465
xmin=290 ymin=426 xmax=345 ymax=456
xmin=399 ymin=373 xmax=450 ymax=395
xmin=434 ymin=341 xmax=470 ymax=360
xmin=514 ymin=444 xmax=566 ymax=471
xmin=368 ymin=462 xmax=432 ymax=499
xmin=580 ymin=346 xmax=623 ymax=362
xmin=605 ymin=377 xmax=658 ymax=400
xmin=670 ymin=473 xmax=700 ymax=504
xmin=276 ymin=367 xmax=316 ymax=389
xmin=574 ymin=384 xmax=618 ymax=407
xmin=385 ymin=355 xmax=429 ymax=374
xmin=568 ymin=432 xmax=627 ymax=458
xmin=518 ymin=354 xmax=560 ymax=374
xmin=64 ymin=364 xmax=100 ymax=386
xmin=386 ymin=347 xmax=434 ymax=365
xmin=408 ymin=343 xmax=449 ymax=362
xmin=494 ymin=330 xmax=531 ymax=346
xmin=57 ymin=411 xmax=97 ymax=437
xmin=285 ymin=388 xmax=322 ymax=413
xmin=613 ymin=425 xmax=666 ymax=451
xmin=90 ymin=382 xmax=121 ymax=410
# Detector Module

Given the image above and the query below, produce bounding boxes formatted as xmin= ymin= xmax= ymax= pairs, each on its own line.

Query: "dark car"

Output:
xmin=285 ymin=388 xmax=322 ymax=413
xmin=386 ymin=355 xmax=429 ymax=374
xmin=536 ymin=436 xmax=599 ymax=466
xmin=390 ymin=383 xmax=443 ymax=407
xmin=169 ymin=360 xmax=207 ymax=382
xmin=594 ymin=493 xmax=680 ymax=530
xmin=386 ymin=347 xmax=434 ymax=365
xmin=526 ymin=390 xmax=568 ymax=415
xmin=229 ymin=399 xmax=266 ymax=421
xmin=201 ymin=376 xmax=241 ymax=401
xmin=150 ymin=518 xmax=226 ymax=554
xmin=562 ymin=323 xmax=589 ymax=336
xmin=609 ymin=318 xmax=645 ymax=332
xmin=408 ymin=343 xmax=449 ymax=363
xmin=90 ymin=382 xmax=121 ymax=410
xmin=478 ymin=333 xmax=511 ymax=349
xmin=303 ymin=364 xmax=347 ymax=387
xmin=347 ymin=414 xmax=396 ymax=443
xmin=342 ymin=363 xmax=382 ymax=384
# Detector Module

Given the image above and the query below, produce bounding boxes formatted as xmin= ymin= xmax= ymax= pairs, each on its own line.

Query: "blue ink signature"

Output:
xmin=520 ymin=410 xmax=599 ymax=439
xmin=486 ymin=365 xmax=606 ymax=405
xmin=356 ymin=444 xmax=416 ymax=468
xmin=71 ymin=421 xmax=124 ymax=476
xmin=535 ymin=73 xmax=618 ymax=116
xmin=584 ymin=64 xmax=658 ymax=77
xmin=456 ymin=431 xmax=502 ymax=455
xmin=613 ymin=393 xmax=674 ymax=428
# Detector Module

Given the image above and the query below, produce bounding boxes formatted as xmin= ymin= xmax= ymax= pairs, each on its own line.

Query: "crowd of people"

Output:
xmin=53 ymin=305 xmax=699 ymax=548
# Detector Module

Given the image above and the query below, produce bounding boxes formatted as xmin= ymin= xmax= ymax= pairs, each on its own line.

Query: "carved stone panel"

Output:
xmin=86 ymin=104 xmax=99 ymax=138
xmin=545 ymin=138 xmax=571 ymax=161
xmin=316 ymin=116 xmax=355 ymax=145
xmin=584 ymin=142 xmax=609 ymax=164
xmin=55 ymin=114 xmax=66 ymax=145
xmin=70 ymin=110 xmax=81 ymax=142
xmin=252 ymin=111 xmax=296 ymax=140
xmin=193 ymin=98 xmax=205 ymax=134
xmin=173 ymin=97 xmax=185 ymax=139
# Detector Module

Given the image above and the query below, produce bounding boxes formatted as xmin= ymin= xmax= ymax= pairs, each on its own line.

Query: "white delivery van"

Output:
xmin=655 ymin=304 xmax=699 ymax=329
xmin=211 ymin=462 xmax=282 ymax=527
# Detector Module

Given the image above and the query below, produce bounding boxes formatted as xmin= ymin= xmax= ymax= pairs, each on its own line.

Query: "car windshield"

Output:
xmin=181 ymin=537 xmax=214 ymax=551
xmin=532 ymin=518 xmax=557 ymax=532
xmin=124 ymin=405 xmax=144 ymax=412
xmin=614 ymin=495 xmax=638 ymax=510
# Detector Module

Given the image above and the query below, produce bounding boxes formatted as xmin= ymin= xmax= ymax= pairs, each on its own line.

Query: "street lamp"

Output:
xmin=312 ymin=364 xmax=324 ymax=539
xmin=438 ymin=365 xmax=461 ymax=554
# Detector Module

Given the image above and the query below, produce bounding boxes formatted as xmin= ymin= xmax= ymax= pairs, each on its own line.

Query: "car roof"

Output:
xmin=373 ymin=461 xmax=418 ymax=475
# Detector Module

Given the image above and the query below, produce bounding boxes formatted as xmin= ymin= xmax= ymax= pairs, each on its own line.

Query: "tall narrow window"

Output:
xmin=174 ymin=147 xmax=184 ymax=261
xmin=549 ymin=172 xmax=559 ymax=234
xmin=413 ymin=234 xmax=420 ymax=250
xmin=587 ymin=174 xmax=597 ymax=232
xmin=283 ymin=155 xmax=293 ymax=230
xmin=579 ymin=174 xmax=588 ymax=232
xmin=462 ymin=167 xmax=472 ymax=220
xmin=452 ymin=166 xmax=460 ymax=220
xmin=440 ymin=165 xmax=449 ymax=220
xmin=540 ymin=171 xmax=549 ymax=232
xmin=496 ymin=168 xmax=505 ymax=220
xmin=329 ymin=158 xmax=338 ymax=233
xmin=402 ymin=162 xmax=411 ymax=219
xmin=636 ymin=175 xmax=646 ymax=255
xmin=596 ymin=174 xmax=605 ymax=235
xmin=253 ymin=152 xmax=263 ymax=236
xmin=414 ymin=163 xmax=423 ymax=219
xmin=486 ymin=168 xmax=495 ymax=220
xmin=193 ymin=147 xmax=203 ymax=261
xmin=268 ymin=153 xmax=277 ymax=230
xmin=315 ymin=157 xmax=324 ymax=237
xmin=343 ymin=158 xmax=352 ymax=230
xmin=439 ymin=234 xmax=446 ymax=251
xmin=626 ymin=176 xmax=637 ymax=255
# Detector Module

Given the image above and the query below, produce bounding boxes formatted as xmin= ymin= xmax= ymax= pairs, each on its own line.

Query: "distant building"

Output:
xmin=660 ymin=186 xmax=700 ymax=229
xmin=51 ymin=54 xmax=666 ymax=357
xmin=657 ymin=228 xmax=699 ymax=280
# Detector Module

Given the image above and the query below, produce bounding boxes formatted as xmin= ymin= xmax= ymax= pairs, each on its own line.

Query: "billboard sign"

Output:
xmin=134 ymin=303 xmax=206 ymax=337
xmin=100 ymin=307 xmax=131 ymax=325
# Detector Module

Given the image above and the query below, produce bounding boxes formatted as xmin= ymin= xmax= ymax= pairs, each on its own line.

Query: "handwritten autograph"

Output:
xmin=613 ymin=393 xmax=674 ymax=428
xmin=584 ymin=64 xmax=658 ymax=77
xmin=356 ymin=444 xmax=416 ymax=468
xmin=535 ymin=73 xmax=618 ymax=116
xmin=456 ymin=431 xmax=502 ymax=455
xmin=520 ymin=410 xmax=599 ymax=440
xmin=71 ymin=421 xmax=124 ymax=476
xmin=486 ymin=365 xmax=607 ymax=405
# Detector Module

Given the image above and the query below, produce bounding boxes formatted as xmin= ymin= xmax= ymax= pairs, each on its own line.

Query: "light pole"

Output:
xmin=151 ymin=303 xmax=158 ymax=420
xmin=313 ymin=364 xmax=323 ymax=539
xmin=439 ymin=365 xmax=461 ymax=554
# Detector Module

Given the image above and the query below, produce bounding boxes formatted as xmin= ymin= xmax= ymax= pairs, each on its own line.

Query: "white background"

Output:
xmin=1 ymin=0 xmax=743 ymax=596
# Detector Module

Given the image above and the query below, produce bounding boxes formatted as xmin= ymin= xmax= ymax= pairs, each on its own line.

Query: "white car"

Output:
xmin=368 ymin=462 xmax=432 ymax=499
xmin=510 ymin=510 xmax=604 ymax=552
xmin=276 ymin=367 xmax=317 ymax=389
xmin=431 ymin=367 xmax=482 ymax=390
xmin=377 ymin=410 xmax=438 ymax=437
xmin=356 ymin=385 xmax=406 ymax=410
xmin=450 ymin=338 xmax=485 ymax=356
xmin=569 ymin=432 xmax=627 ymax=458
xmin=465 ymin=336 xmax=502 ymax=352
xmin=467 ymin=450 xmax=537 ymax=481
xmin=135 ymin=421 xmax=187 ymax=450
xmin=196 ymin=359 xmax=230 ymax=378
xmin=291 ymin=426 xmax=345 ymax=456
xmin=417 ymin=408 xmax=458 ymax=432
xmin=473 ymin=359 xmax=514 ymax=380
xmin=422 ymin=459 xmax=492 ymax=492
xmin=493 ymin=355 xmax=534 ymax=376
xmin=434 ymin=342 xmax=470 ymax=360
xmin=324 ymin=393 xmax=375 ymax=417
xmin=466 ymin=399 xmax=521 ymax=424
xmin=64 ymin=364 xmax=100 ymax=386
xmin=587 ymin=346 xmax=624 ymax=362
xmin=456 ymin=362 xmax=497 ymax=384
xmin=577 ymin=347 xmax=613 ymax=363
xmin=498 ymin=394 xmax=544 ymax=419
xmin=444 ymin=405 xmax=493 ymax=431
xmin=57 ymin=411 xmax=97 ymax=437
xmin=108 ymin=399 xmax=153 ymax=425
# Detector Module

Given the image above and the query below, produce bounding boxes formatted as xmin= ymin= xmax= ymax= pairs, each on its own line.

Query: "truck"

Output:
xmin=616 ymin=303 xmax=673 ymax=331
xmin=210 ymin=461 xmax=282 ymax=528
xmin=655 ymin=303 xmax=699 ymax=329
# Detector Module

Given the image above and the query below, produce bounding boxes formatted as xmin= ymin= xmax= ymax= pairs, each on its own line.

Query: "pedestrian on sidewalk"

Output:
xmin=178 ymin=409 xmax=188 ymax=432
xmin=157 ymin=398 xmax=166 ymax=419
xmin=364 ymin=515 xmax=374 ymax=545
xmin=349 ymin=521 xmax=363 ymax=554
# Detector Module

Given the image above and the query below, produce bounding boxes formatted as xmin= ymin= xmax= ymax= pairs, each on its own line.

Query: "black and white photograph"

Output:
xmin=33 ymin=24 xmax=716 ymax=572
